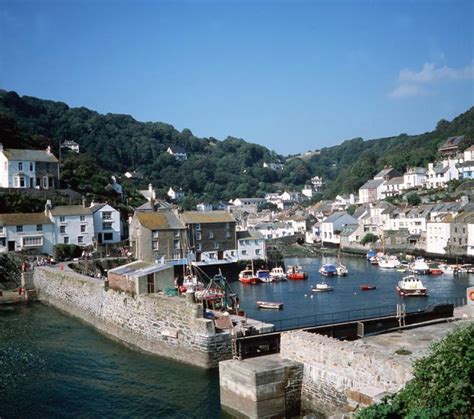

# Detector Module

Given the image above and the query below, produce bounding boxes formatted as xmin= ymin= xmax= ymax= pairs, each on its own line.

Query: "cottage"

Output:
xmin=253 ymin=221 xmax=295 ymax=240
xmin=358 ymin=179 xmax=385 ymax=203
xmin=426 ymin=161 xmax=459 ymax=189
xmin=167 ymin=187 xmax=185 ymax=201
xmin=90 ymin=203 xmax=122 ymax=244
xmin=403 ymin=167 xmax=426 ymax=189
xmin=438 ymin=136 xmax=467 ymax=157
xmin=0 ymin=144 xmax=59 ymax=189
xmin=61 ymin=140 xmax=80 ymax=153
xmin=382 ymin=176 xmax=404 ymax=197
xmin=321 ymin=212 xmax=357 ymax=247
xmin=236 ymin=229 xmax=266 ymax=261
xmin=166 ymin=146 xmax=188 ymax=161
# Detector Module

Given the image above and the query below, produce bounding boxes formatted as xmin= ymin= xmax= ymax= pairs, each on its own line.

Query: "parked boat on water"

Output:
xmin=311 ymin=283 xmax=334 ymax=293
xmin=269 ymin=267 xmax=287 ymax=281
xmin=319 ymin=264 xmax=337 ymax=276
xmin=396 ymin=275 xmax=427 ymax=297
xmin=256 ymin=269 xmax=272 ymax=283
xmin=286 ymin=265 xmax=308 ymax=280
xmin=239 ymin=269 xmax=259 ymax=284
xmin=336 ymin=264 xmax=348 ymax=276
xmin=438 ymin=264 xmax=455 ymax=275
xmin=378 ymin=256 xmax=401 ymax=269
xmin=360 ymin=284 xmax=376 ymax=291
xmin=410 ymin=258 xmax=431 ymax=275
xmin=366 ymin=250 xmax=377 ymax=260
xmin=256 ymin=300 xmax=283 ymax=309
xmin=428 ymin=264 xmax=443 ymax=275
xmin=369 ymin=256 xmax=379 ymax=265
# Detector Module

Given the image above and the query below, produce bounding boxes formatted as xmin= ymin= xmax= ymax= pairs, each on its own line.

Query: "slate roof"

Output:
xmin=2 ymin=148 xmax=58 ymax=163
xmin=404 ymin=167 xmax=426 ymax=175
xmin=456 ymin=160 xmax=474 ymax=168
xmin=180 ymin=211 xmax=235 ymax=224
xmin=136 ymin=211 xmax=185 ymax=230
xmin=374 ymin=167 xmax=400 ymax=179
xmin=432 ymin=163 xmax=450 ymax=174
xmin=359 ymin=179 xmax=384 ymax=190
xmin=340 ymin=224 xmax=359 ymax=237
xmin=0 ymin=212 xmax=52 ymax=226
xmin=323 ymin=211 xmax=350 ymax=223
xmin=385 ymin=176 xmax=404 ymax=185
xmin=439 ymin=136 xmax=465 ymax=150
xmin=50 ymin=206 xmax=92 ymax=216
xmin=90 ymin=203 xmax=109 ymax=213
xmin=237 ymin=229 xmax=264 ymax=240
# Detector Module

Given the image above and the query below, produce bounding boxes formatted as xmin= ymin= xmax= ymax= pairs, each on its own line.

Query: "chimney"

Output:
xmin=44 ymin=199 xmax=52 ymax=215
xmin=46 ymin=145 xmax=52 ymax=155
xmin=90 ymin=200 xmax=95 ymax=208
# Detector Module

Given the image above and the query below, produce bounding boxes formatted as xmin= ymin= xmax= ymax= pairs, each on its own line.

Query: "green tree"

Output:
xmin=406 ymin=192 xmax=421 ymax=206
xmin=361 ymin=233 xmax=378 ymax=245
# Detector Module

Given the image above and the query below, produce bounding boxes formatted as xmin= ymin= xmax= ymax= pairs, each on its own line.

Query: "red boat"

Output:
xmin=238 ymin=269 xmax=259 ymax=284
xmin=360 ymin=284 xmax=376 ymax=291
xmin=430 ymin=268 xmax=443 ymax=275
xmin=286 ymin=265 xmax=308 ymax=280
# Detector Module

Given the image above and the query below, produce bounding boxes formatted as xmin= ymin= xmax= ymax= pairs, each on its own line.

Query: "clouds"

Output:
xmin=389 ymin=61 xmax=474 ymax=98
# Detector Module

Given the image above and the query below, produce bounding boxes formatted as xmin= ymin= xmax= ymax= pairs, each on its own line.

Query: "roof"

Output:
xmin=374 ymin=167 xmax=400 ymax=179
xmin=180 ymin=211 xmax=235 ymax=224
xmin=135 ymin=211 xmax=185 ymax=230
xmin=439 ymin=136 xmax=465 ymax=150
xmin=359 ymin=179 xmax=384 ymax=190
xmin=324 ymin=211 xmax=351 ymax=223
xmin=167 ymin=146 xmax=187 ymax=154
xmin=456 ymin=160 xmax=474 ymax=168
xmin=404 ymin=167 xmax=426 ymax=175
xmin=385 ymin=176 xmax=404 ymax=185
xmin=108 ymin=260 xmax=173 ymax=278
xmin=234 ymin=197 xmax=266 ymax=203
xmin=237 ymin=229 xmax=263 ymax=240
xmin=90 ymin=203 xmax=108 ymax=213
xmin=0 ymin=212 xmax=52 ymax=226
xmin=465 ymin=145 xmax=474 ymax=152
xmin=49 ymin=206 xmax=92 ymax=216
xmin=433 ymin=163 xmax=450 ymax=174
xmin=340 ymin=224 xmax=358 ymax=237
xmin=135 ymin=200 xmax=173 ymax=212
xmin=2 ymin=148 xmax=58 ymax=163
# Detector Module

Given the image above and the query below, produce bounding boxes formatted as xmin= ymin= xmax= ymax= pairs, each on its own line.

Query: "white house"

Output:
xmin=457 ymin=160 xmax=474 ymax=180
xmin=196 ymin=202 xmax=213 ymax=212
xmin=231 ymin=198 xmax=266 ymax=214
xmin=464 ymin=145 xmax=474 ymax=162
xmin=425 ymin=160 xmax=459 ymax=189
xmin=167 ymin=187 xmax=185 ymax=201
xmin=302 ymin=185 xmax=314 ymax=198
xmin=109 ymin=176 xmax=123 ymax=197
xmin=358 ymin=179 xmax=385 ymax=203
xmin=47 ymin=203 xmax=95 ymax=247
xmin=387 ymin=205 xmax=432 ymax=234
xmin=253 ymin=222 xmax=295 ymax=240
xmin=0 ymin=213 xmax=54 ymax=254
xmin=426 ymin=215 xmax=452 ymax=255
xmin=311 ymin=176 xmax=323 ymax=192
xmin=236 ymin=230 xmax=266 ymax=261
xmin=403 ymin=167 xmax=426 ymax=189
xmin=61 ymin=140 xmax=80 ymax=153
xmin=321 ymin=212 xmax=357 ymax=247
xmin=0 ymin=144 xmax=59 ymax=189
xmin=166 ymin=146 xmax=187 ymax=161
xmin=90 ymin=203 xmax=122 ymax=244
xmin=382 ymin=176 xmax=404 ymax=197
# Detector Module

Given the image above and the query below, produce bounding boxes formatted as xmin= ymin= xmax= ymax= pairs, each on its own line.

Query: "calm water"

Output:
xmin=1 ymin=256 xmax=472 ymax=418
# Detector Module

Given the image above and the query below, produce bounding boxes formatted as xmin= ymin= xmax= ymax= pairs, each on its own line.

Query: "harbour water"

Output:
xmin=1 ymin=256 xmax=472 ymax=418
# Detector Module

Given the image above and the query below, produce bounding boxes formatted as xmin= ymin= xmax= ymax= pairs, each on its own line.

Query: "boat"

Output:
xmin=269 ymin=267 xmax=287 ymax=281
xmin=336 ymin=264 xmax=348 ymax=276
xmin=378 ymin=256 xmax=401 ymax=269
xmin=360 ymin=284 xmax=376 ymax=291
xmin=410 ymin=258 xmax=431 ymax=275
xmin=311 ymin=283 xmax=334 ymax=292
xmin=238 ymin=269 xmax=259 ymax=284
xmin=256 ymin=269 xmax=272 ymax=283
xmin=428 ymin=264 xmax=443 ymax=275
xmin=396 ymin=275 xmax=428 ymax=296
xmin=438 ymin=263 xmax=455 ymax=275
xmin=286 ymin=265 xmax=308 ymax=280
xmin=369 ymin=256 xmax=379 ymax=265
xmin=256 ymin=300 xmax=283 ymax=309
xmin=366 ymin=250 xmax=377 ymax=261
xmin=319 ymin=264 xmax=337 ymax=276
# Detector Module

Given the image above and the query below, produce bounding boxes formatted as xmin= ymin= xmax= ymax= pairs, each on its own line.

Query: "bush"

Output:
xmin=357 ymin=323 xmax=474 ymax=418
xmin=54 ymin=244 xmax=82 ymax=262
xmin=361 ymin=233 xmax=378 ymax=246
xmin=406 ymin=192 xmax=421 ymax=206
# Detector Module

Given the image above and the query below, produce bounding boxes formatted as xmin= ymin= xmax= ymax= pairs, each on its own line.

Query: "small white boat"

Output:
xmin=319 ymin=264 xmax=337 ymax=276
xmin=396 ymin=275 xmax=427 ymax=296
xmin=256 ymin=300 xmax=283 ymax=309
xmin=311 ymin=283 xmax=334 ymax=293
xmin=270 ymin=267 xmax=287 ymax=281
xmin=410 ymin=258 xmax=430 ymax=275
xmin=256 ymin=269 xmax=272 ymax=283
xmin=378 ymin=256 xmax=400 ymax=269
xmin=336 ymin=264 xmax=348 ymax=276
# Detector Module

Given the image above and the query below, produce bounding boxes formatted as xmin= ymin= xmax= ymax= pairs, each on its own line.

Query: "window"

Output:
xmin=22 ymin=236 xmax=43 ymax=247
xmin=30 ymin=162 xmax=34 ymax=171
xmin=196 ymin=243 xmax=202 ymax=251
xmin=195 ymin=224 xmax=201 ymax=231
xmin=36 ymin=224 xmax=43 ymax=232
xmin=196 ymin=231 xmax=201 ymax=240
xmin=102 ymin=212 xmax=112 ymax=220
xmin=63 ymin=237 xmax=69 ymax=244
xmin=80 ymin=225 xmax=86 ymax=233
xmin=102 ymin=222 xmax=113 ymax=230
xmin=214 ymin=242 xmax=219 ymax=249
xmin=174 ymin=240 xmax=180 ymax=250
xmin=255 ymin=249 xmax=261 ymax=255
xmin=226 ymin=231 xmax=231 ymax=238
xmin=60 ymin=226 xmax=66 ymax=234
xmin=78 ymin=236 xmax=84 ymax=244
xmin=104 ymin=233 xmax=113 ymax=241
xmin=0 ymin=226 xmax=3 ymax=234
xmin=152 ymin=230 xmax=159 ymax=239
xmin=242 ymin=250 xmax=248 ymax=255
xmin=19 ymin=177 xmax=25 ymax=187
xmin=19 ymin=162 xmax=23 ymax=171
xmin=152 ymin=241 xmax=159 ymax=251
xmin=174 ymin=230 xmax=180 ymax=238
xmin=16 ymin=225 xmax=23 ymax=232
xmin=80 ymin=215 xmax=85 ymax=222
xmin=60 ymin=216 xmax=65 ymax=222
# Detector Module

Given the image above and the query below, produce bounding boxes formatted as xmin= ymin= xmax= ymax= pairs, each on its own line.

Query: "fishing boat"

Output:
xmin=428 ymin=263 xmax=443 ymax=275
xmin=336 ymin=264 xmax=348 ymax=276
xmin=269 ymin=267 xmax=287 ymax=281
xmin=360 ymin=284 xmax=376 ymax=291
xmin=256 ymin=269 xmax=272 ymax=283
xmin=396 ymin=275 xmax=427 ymax=297
xmin=319 ymin=264 xmax=337 ymax=276
xmin=378 ymin=256 xmax=401 ymax=269
xmin=409 ymin=258 xmax=430 ymax=275
xmin=311 ymin=283 xmax=334 ymax=292
xmin=256 ymin=300 xmax=283 ymax=309
xmin=239 ymin=269 xmax=259 ymax=284
xmin=286 ymin=265 xmax=308 ymax=280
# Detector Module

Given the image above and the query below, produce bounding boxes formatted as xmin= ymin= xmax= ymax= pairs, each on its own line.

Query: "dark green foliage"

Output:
xmin=406 ymin=192 xmax=421 ymax=206
xmin=54 ymin=244 xmax=81 ymax=261
xmin=0 ymin=254 xmax=20 ymax=285
xmin=361 ymin=233 xmax=378 ymax=245
xmin=358 ymin=323 xmax=474 ymax=418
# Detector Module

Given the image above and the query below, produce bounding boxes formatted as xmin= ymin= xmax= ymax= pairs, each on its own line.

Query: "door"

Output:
xmin=98 ymin=233 xmax=103 ymax=245
xmin=218 ymin=251 xmax=224 ymax=260
xmin=147 ymin=274 xmax=154 ymax=293
xmin=8 ymin=241 xmax=15 ymax=251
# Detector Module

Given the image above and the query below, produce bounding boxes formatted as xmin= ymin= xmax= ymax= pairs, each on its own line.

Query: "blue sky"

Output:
xmin=1 ymin=0 xmax=473 ymax=155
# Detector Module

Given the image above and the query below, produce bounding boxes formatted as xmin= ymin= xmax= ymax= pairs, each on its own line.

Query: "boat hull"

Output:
xmin=396 ymin=286 xmax=427 ymax=297
xmin=287 ymin=273 xmax=307 ymax=280
xmin=256 ymin=301 xmax=283 ymax=309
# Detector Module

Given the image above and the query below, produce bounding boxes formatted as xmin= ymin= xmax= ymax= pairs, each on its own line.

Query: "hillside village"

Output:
xmin=0 ymin=133 xmax=473 ymax=266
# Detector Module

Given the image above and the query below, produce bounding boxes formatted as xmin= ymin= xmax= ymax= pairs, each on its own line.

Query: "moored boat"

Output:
xmin=438 ymin=263 xmax=455 ymax=275
xmin=369 ymin=256 xmax=379 ymax=265
xmin=269 ymin=267 xmax=287 ymax=281
xmin=336 ymin=264 xmax=348 ymax=276
xmin=286 ymin=265 xmax=308 ymax=280
xmin=256 ymin=269 xmax=272 ymax=283
xmin=410 ymin=258 xmax=431 ymax=275
xmin=311 ymin=283 xmax=334 ymax=292
xmin=360 ymin=284 xmax=376 ymax=291
xmin=396 ymin=275 xmax=427 ymax=296
xmin=319 ymin=263 xmax=337 ymax=276
xmin=239 ymin=269 xmax=259 ymax=284
xmin=429 ymin=264 xmax=443 ymax=275
xmin=256 ymin=300 xmax=283 ymax=309
xmin=366 ymin=250 xmax=377 ymax=261
xmin=378 ymin=256 xmax=401 ymax=269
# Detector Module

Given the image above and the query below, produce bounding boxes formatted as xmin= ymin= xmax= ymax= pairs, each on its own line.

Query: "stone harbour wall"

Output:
xmin=280 ymin=331 xmax=413 ymax=415
xmin=33 ymin=266 xmax=232 ymax=368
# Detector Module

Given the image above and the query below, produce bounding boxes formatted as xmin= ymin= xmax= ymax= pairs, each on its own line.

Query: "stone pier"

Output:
xmin=220 ymin=354 xmax=303 ymax=418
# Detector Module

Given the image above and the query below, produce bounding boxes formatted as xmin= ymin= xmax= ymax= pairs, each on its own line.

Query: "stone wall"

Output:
xmin=33 ymin=266 xmax=232 ymax=368
xmin=280 ymin=331 xmax=413 ymax=415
